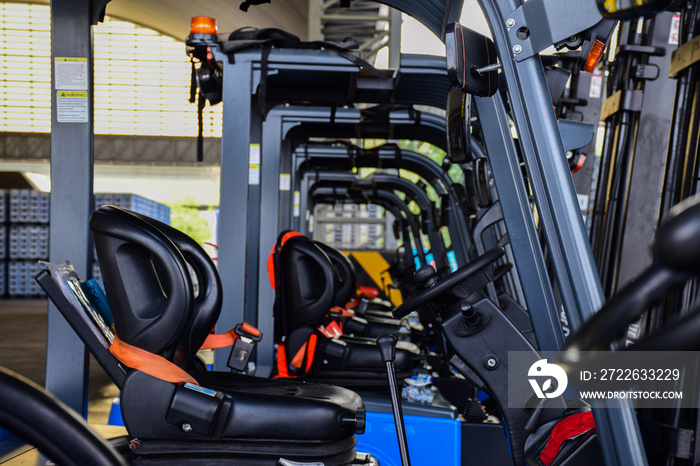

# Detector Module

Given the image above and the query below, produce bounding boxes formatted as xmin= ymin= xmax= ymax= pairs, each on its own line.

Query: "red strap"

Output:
xmin=318 ymin=320 xmax=343 ymax=339
xmin=109 ymin=334 xmax=199 ymax=385
xmin=199 ymin=322 xmax=261 ymax=350
xmin=289 ymin=341 xmax=309 ymax=369
xmin=305 ymin=334 xmax=317 ymax=373
xmin=357 ymin=285 xmax=380 ymax=299
xmin=275 ymin=335 xmax=318 ymax=377
xmin=267 ymin=231 xmax=304 ymax=290
xmin=328 ymin=306 xmax=355 ymax=318
xmin=239 ymin=322 xmax=262 ymax=338
xmin=200 ymin=328 xmax=238 ymax=350
xmin=288 ymin=335 xmax=319 ymax=373
xmin=274 ymin=342 xmax=293 ymax=378
xmin=539 ymin=411 xmax=597 ymax=465
xmin=345 ymin=296 xmax=361 ymax=309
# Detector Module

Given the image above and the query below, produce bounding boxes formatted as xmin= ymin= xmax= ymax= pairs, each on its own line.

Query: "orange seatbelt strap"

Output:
xmin=289 ymin=341 xmax=309 ymax=369
xmin=288 ymin=334 xmax=319 ymax=373
xmin=200 ymin=322 xmax=261 ymax=350
xmin=275 ymin=342 xmax=292 ymax=378
xmin=109 ymin=334 xmax=199 ymax=385
xmin=328 ymin=306 xmax=355 ymax=318
xmin=357 ymin=285 xmax=380 ymax=299
xmin=305 ymin=334 xmax=317 ymax=373
xmin=345 ymin=296 xmax=361 ymax=309
xmin=267 ymin=231 xmax=304 ymax=290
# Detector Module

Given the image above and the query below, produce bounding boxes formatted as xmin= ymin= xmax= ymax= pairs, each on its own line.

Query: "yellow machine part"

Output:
xmin=346 ymin=251 xmax=403 ymax=306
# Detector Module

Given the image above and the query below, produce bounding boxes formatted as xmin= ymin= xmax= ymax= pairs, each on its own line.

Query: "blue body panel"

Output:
xmin=355 ymin=411 xmax=461 ymax=466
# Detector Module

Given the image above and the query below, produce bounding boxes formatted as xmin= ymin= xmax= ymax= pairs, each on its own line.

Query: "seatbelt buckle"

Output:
xmin=328 ymin=306 xmax=355 ymax=318
xmin=227 ymin=322 xmax=263 ymax=372
xmin=318 ymin=320 xmax=343 ymax=339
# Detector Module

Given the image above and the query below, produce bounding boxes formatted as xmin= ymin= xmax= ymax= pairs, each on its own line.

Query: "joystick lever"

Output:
xmin=377 ymin=334 xmax=411 ymax=466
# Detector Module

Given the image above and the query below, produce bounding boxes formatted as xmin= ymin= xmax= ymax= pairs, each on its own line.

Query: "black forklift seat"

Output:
xmin=315 ymin=241 xmax=356 ymax=306
xmin=38 ymin=206 xmax=367 ymax=464
xmin=271 ymin=233 xmax=418 ymax=382
xmin=315 ymin=241 xmax=397 ymax=321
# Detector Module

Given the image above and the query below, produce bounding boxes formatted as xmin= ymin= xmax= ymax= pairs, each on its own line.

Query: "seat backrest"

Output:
xmin=273 ymin=234 xmax=336 ymax=339
xmin=90 ymin=206 xmax=194 ymax=365
xmin=127 ymin=211 xmax=222 ymax=370
xmin=315 ymin=242 xmax=356 ymax=306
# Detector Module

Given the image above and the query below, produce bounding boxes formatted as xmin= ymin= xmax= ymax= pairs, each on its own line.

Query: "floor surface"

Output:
xmin=0 ymin=298 xmax=119 ymax=425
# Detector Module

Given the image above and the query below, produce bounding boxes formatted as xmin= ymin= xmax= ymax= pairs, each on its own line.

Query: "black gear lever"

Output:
xmin=377 ymin=333 xmax=411 ymax=466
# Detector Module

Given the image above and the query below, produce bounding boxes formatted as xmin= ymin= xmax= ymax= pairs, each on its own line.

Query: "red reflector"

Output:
xmin=572 ymin=154 xmax=587 ymax=174
xmin=583 ymin=39 xmax=605 ymax=73
xmin=191 ymin=16 xmax=217 ymax=35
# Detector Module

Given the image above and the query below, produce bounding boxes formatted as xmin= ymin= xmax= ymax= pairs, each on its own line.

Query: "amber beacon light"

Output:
xmin=583 ymin=39 xmax=605 ymax=73
xmin=190 ymin=16 xmax=218 ymax=36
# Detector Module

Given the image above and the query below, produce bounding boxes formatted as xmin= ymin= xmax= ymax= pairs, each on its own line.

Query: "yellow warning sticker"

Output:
xmin=57 ymin=91 xmax=87 ymax=98
xmin=293 ymin=191 xmax=301 ymax=217
xmin=279 ymin=173 xmax=291 ymax=191
xmin=249 ymin=144 xmax=261 ymax=185
xmin=57 ymin=91 xmax=88 ymax=123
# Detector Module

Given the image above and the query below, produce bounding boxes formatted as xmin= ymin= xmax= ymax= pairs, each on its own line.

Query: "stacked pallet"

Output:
xmin=5 ymin=190 xmax=49 ymax=296
xmin=94 ymin=193 xmax=170 ymax=225
xmin=0 ymin=190 xmax=6 ymax=296
xmin=0 ymin=190 xmax=170 ymax=297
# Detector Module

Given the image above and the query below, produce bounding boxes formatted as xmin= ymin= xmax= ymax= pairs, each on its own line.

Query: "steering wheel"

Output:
xmin=0 ymin=367 xmax=126 ymax=466
xmin=393 ymin=247 xmax=505 ymax=318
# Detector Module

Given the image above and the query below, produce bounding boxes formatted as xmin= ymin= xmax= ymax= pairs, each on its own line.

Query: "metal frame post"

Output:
xmin=256 ymin=114 xmax=283 ymax=375
xmin=478 ymin=0 xmax=647 ymax=462
xmin=473 ymin=95 xmax=566 ymax=350
xmin=388 ymin=8 xmax=402 ymax=69
xmin=46 ymin=0 xmax=99 ymax=415
xmin=214 ymin=58 xmax=254 ymax=371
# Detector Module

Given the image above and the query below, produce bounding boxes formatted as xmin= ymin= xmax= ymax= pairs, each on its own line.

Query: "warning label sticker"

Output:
xmin=55 ymin=57 xmax=88 ymax=90
xmin=589 ymin=71 xmax=603 ymax=99
xmin=279 ymin=173 xmax=291 ymax=191
xmin=293 ymin=191 xmax=301 ymax=217
xmin=249 ymin=165 xmax=260 ymax=185
xmin=669 ymin=13 xmax=680 ymax=45
xmin=57 ymin=91 xmax=88 ymax=123
xmin=249 ymin=144 xmax=261 ymax=185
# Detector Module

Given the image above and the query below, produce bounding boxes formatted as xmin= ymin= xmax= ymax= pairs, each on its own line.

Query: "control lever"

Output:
xmin=377 ymin=334 xmax=411 ymax=466
xmin=413 ymin=264 xmax=437 ymax=288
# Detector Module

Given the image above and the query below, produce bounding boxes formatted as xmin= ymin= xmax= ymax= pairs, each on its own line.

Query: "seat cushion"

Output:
xmin=121 ymin=371 xmax=365 ymax=442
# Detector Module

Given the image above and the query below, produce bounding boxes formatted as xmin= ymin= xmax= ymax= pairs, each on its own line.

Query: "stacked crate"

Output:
xmin=0 ymin=190 xmax=6 ymax=296
xmin=0 ymin=190 xmax=170 ymax=297
xmin=6 ymin=190 xmax=49 ymax=296
xmin=94 ymin=193 xmax=170 ymax=225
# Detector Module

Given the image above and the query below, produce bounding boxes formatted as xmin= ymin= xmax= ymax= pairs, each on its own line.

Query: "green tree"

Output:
xmin=168 ymin=197 xmax=213 ymax=245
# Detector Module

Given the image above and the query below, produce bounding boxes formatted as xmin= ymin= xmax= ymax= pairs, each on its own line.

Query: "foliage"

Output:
xmin=168 ymin=197 xmax=213 ymax=245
